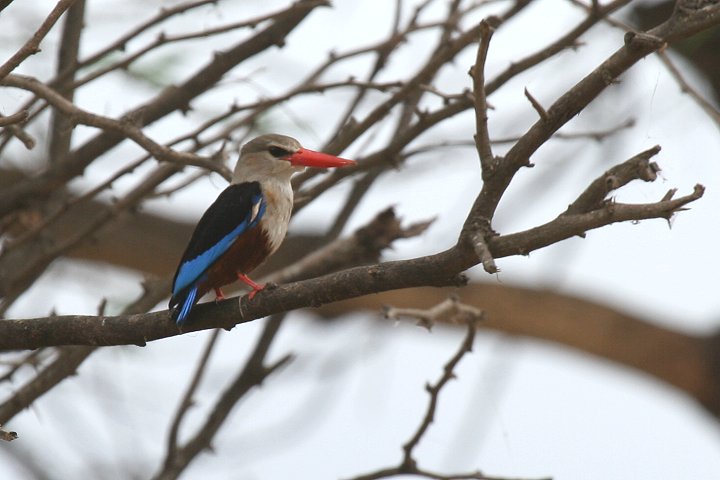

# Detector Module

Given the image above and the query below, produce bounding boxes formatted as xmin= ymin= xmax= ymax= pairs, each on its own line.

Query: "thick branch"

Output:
xmin=0 ymin=182 xmax=703 ymax=350
xmin=0 ymin=346 xmax=93 ymax=424
xmin=154 ymin=318 xmax=289 ymax=480
xmin=0 ymin=277 xmax=169 ymax=424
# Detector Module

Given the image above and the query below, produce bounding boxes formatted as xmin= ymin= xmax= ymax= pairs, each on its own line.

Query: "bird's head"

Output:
xmin=233 ymin=134 xmax=355 ymax=183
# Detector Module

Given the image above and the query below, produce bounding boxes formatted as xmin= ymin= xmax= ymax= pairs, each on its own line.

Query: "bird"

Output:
xmin=168 ymin=134 xmax=355 ymax=324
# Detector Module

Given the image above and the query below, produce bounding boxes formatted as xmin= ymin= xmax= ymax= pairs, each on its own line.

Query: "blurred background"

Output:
xmin=1 ymin=0 xmax=719 ymax=478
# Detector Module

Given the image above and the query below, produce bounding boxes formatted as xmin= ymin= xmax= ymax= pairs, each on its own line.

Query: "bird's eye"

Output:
xmin=268 ymin=146 xmax=290 ymax=158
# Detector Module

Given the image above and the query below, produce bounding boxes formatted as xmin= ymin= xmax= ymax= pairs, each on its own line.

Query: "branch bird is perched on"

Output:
xmin=169 ymin=134 xmax=355 ymax=324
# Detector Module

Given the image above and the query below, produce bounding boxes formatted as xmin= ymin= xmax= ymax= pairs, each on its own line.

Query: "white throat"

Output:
xmin=254 ymin=174 xmax=295 ymax=255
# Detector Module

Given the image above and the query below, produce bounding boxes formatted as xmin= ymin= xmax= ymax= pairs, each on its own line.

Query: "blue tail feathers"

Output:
xmin=170 ymin=285 xmax=199 ymax=325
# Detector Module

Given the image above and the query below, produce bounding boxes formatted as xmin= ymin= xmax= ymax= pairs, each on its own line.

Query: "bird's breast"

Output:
xmin=258 ymin=180 xmax=293 ymax=255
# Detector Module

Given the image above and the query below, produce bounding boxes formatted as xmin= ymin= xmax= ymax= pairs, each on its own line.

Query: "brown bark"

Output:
xmin=2 ymin=173 xmax=718 ymax=417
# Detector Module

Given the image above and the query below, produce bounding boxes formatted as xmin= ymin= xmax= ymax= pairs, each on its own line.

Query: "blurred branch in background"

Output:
xmin=317 ymin=284 xmax=720 ymax=418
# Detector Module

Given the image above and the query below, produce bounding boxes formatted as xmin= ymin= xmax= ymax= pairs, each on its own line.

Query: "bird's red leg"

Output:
xmin=214 ymin=288 xmax=225 ymax=301
xmin=237 ymin=273 xmax=265 ymax=299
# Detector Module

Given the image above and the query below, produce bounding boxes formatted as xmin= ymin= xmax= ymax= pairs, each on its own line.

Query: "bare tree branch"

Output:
xmin=0 ymin=1 xmax=718 ymax=477
xmin=0 ymin=110 xmax=28 ymax=127
xmin=0 ymin=277 xmax=169 ymax=425
xmin=47 ymin=0 xmax=85 ymax=163
xmin=315 ymin=281 xmax=720 ymax=418
xmin=657 ymin=50 xmax=720 ymax=129
xmin=563 ymin=145 xmax=662 ymax=215
xmin=0 ymin=0 xmax=79 ymax=80
xmin=1 ymin=74 xmax=231 ymax=177
xmin=0 ymin=423 xmax=17 ymax=442
xmin=153 ymin=315 xmax=291 ymax=480
xmin=0 ymin=0 xmax=329 ymax=218
xmin=471 ymin=19 xmax=497 ymax=178
xmin=346 ymin=303 xmax=549 ymax=480
xmin=162 ymin=329 xmax=221 ymax=475
xmin=466 ymin=3 xmax=720 ymax=226
xmin=0 ymin=176 xmax=703 ymax=351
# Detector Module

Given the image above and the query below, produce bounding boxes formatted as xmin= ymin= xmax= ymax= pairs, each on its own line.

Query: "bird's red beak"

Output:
xmin=287 ymin=148 xmax=355 ymax=168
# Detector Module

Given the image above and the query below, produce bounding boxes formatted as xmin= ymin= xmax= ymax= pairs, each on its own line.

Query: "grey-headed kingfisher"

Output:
xmin=169 ymin=134 xmax=355 ymax=324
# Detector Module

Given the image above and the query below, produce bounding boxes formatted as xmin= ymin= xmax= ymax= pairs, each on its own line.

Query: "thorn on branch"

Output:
xmin=660 ymin=185 xmax=704 ymax=221
xmin=661 ymin=188 xmax=677 ymax=202
xmin=524 ymin=87 xmax=548 ymax=121
xmin=97 ymin=298 xmax=107 ymax=316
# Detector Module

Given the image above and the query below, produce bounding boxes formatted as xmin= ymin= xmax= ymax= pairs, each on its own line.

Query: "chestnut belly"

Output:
xmin=198 ymin=226 xmax=272 ymax=296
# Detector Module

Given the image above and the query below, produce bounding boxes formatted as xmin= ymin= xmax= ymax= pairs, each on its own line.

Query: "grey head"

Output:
xmin=239 ymin=134 xmax=301 ymax=158
xmin=233 ymin=134 xmax=303 ymax=183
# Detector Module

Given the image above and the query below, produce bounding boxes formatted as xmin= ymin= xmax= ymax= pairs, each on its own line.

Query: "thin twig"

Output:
xmin=471 ymin=19 xmax=497 ymax=177
xmin=0 ymin=0 xmax=79 ymax=80
xmin=70 ymin=6 xmax=285 ymax=89
xmin=0 ymin=278 xmax=170 ymax=426
xmin=524 ymin=87 xmax=548 ymax=121
xmin=325 ymin=168 xmax=383 ymax=240
xmin=0 ymin=114 xmax=35 ymax=149
xmin=344 ymin=300 xmax=549 ymax=480
xmin=164 ymin=329 xmax=221 ymax=470
xmin=2 ymin=74 xmax=232 ymax=179
xmin=0 ymin=110 xmax=28 ymax=126
xmin=563 ymin=145 xmax=662 ymax=215
xmin=0 ymin=349 xmax=48 ymax=384
xmin=400 ymin=300 xmax=482 ymax=465
xmin=153 ymin=315 xmax=292 ymax=480
xmin=657 ymin=50 xmax=720 ymax=130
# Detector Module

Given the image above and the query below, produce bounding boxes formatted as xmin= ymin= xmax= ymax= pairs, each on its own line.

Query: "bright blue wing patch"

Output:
xmin=173 ymin=196 xmax=265 ymax=296
xmin=169 ymin=182 xmax=267 ymax=323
